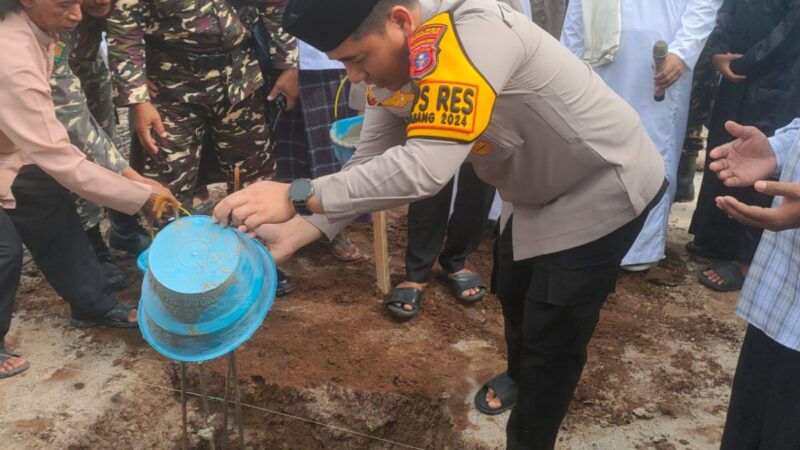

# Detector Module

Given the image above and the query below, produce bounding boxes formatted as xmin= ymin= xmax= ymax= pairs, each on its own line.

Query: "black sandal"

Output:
xmin=0 ymin=347 xmax=30 ymax=379
xmin=474 ymin=372 xmax=518 ymax=415
xmin=445 ymin=271 xmax=486 ymax=304
xmin=698 ymin=261 xmax=745 ymax=292
xmin=70 ymin=302 xmax=138 ymax=328
xmin=384 ymin=287 xmax=423 ymax=319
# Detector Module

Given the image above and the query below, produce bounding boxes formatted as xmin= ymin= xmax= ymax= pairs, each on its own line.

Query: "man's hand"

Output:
xmin=716 ymin=180 xmax=800 ymax=231
xmin=709 ymin=121 xmax=777 ymax=187
xmin=141 ymin=184 xmax=180 ymax=223
xmin=146 ymin=80 xmax=159 ymax=99
xmin=654 ymin=52 xmax=685 ymax=92
xmin=244 ymin=217 xmax=323 ymax=264
xmin=212 ymin=181 xmax=295 ymax=229
xmin=712 ymin=53 xmax=746 ymax=83
xmin=131 ymin=102 xmax=167 ymax=155
xmin=267 ymin=68 xmax=299 ymax=110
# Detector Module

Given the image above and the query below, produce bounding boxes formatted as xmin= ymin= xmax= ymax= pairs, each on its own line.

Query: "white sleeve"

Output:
xmin=559 ymin=0 xmax=586 ymax=59
xmin=668 ymin=0 xmax=722 ymax=71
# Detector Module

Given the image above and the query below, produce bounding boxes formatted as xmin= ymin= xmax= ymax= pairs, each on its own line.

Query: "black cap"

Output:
xmin=282 ymin=0 xmax=382 ymax=52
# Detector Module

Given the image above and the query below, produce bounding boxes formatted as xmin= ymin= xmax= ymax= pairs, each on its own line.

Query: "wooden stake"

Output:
xmin=233 ymin=166 xmax=241 ymax=193
xmin=371 ymin=211 xmax=391 ymax=295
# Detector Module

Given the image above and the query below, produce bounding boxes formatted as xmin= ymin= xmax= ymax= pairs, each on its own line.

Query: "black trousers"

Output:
xmin=405 ymin=162 xmax=496 ymax=282
xmin=720 ymin=325 xmax=800 ymax=450
xmin=498 ymin=185 xmax=664 ymax=450
xmin=0 ymin=166 xmax=117 ymax=346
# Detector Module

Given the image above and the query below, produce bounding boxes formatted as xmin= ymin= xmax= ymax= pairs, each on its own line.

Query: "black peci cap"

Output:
xmin=282 ymin=0 xmax=382 ymax=52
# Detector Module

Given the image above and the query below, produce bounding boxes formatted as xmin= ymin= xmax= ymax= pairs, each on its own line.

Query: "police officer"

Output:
xmin=213 ymin=0 xmax=666 ymax=448
xmin=50 ymin=0 xmax=166 ymax=289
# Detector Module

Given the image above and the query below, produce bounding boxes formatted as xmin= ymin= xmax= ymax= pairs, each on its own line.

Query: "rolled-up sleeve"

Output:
xmin=668 ymin=0 xmax=723 ymax=71
xmin=768 ymin=118 xmax=800 ymax=175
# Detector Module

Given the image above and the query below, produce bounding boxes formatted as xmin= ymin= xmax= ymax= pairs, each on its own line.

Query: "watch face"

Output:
xmin=289 ymin=178 xmax=313 ymax=201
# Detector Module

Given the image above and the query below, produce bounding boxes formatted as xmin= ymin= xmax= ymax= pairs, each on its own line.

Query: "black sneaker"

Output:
xmin=99 ymin=259 xmax=128 ymax=291
xmin=109 ymin=230 xmax=151 ymax=257
xmin=108 ymin=210 xmax=152 ymax=256
xmin=86 ymin=225 xmax=127 ymax=290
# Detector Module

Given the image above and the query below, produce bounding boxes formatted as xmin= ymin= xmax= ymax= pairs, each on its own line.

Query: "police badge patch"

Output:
xmin=406 ymin=13 xmax=496 ymax=143
xmin=408 ymin=22 xmax=446 ymax=79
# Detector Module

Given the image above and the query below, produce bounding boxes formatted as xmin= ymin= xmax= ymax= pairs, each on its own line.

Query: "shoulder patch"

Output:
xmin=54 ymin=40 xmax=67 ymax=65
xmin=408 ymin=22 xmax=446 ymax=79
xmin=406 ymin=12 xmax=496 ymax=143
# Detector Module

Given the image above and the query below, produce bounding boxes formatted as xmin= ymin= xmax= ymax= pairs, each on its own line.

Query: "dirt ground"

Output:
xmin=0 ymin=171 xmax=745 ymax=450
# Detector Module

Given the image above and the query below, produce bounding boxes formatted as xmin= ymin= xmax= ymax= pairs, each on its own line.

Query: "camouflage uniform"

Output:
xmin=50 ymin=17 xmax=128 ymax=230
xmin=676 ymin=42 xmax=718 ymax=201
xmin=682 ymin=43 xmax=719 ymax=156
xmin=107 ymin=0 xmax=297 ymax=201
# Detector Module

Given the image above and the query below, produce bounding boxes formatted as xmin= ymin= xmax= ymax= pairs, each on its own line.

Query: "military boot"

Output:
xmin=86 ymin=225 xmax=127 ymax=291
xmin=108 ymin=209 xmax=152 ymax=256
xmin=674 ymin=152 xmax=697 ymax=203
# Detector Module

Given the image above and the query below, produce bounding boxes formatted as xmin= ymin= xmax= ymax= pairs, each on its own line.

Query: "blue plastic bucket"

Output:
xmin=330 ymin=115 xmax=364 ymax=164
xmin=136 ymin=216 xmax=277 ymax=362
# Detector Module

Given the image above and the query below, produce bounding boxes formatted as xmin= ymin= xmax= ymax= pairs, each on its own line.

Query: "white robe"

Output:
xmin=561 ymin=0 xmax=721 ymax=265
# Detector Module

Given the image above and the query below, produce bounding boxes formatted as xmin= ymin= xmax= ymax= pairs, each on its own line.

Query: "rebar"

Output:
xmin=230 ymin=352 xmax=245 ymax=448
xmin=180 ymin=362 xmax=188 ymax=450
xmin=221 ymin=358 xmax=232 ymax=450
xmin=197 ymin=364 xmax=216 ymax=450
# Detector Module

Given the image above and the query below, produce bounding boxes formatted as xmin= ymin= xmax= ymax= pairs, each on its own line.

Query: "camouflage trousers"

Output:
xmin=682 ymin=43 xmax=719 ymax=157
xmin=143 ymin=91 xmax=275 ymax=202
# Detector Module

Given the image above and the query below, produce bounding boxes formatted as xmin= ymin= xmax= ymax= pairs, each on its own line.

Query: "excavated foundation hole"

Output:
xmin=4 ymin=198 xmax=744 ymax=450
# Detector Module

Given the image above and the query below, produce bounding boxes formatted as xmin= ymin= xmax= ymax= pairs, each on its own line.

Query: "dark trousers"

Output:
xmin=0 ymin=166 xmax=117 ymax=345
xmin=720 ymin=325 xmax=800 ymax=450
xmin=498 ymin=186 xmax=664 ymax=450
xmin=690 ymin=157 xmax=772 ymax=264
xmin=405 ymin=162 xmax=496 ymax=282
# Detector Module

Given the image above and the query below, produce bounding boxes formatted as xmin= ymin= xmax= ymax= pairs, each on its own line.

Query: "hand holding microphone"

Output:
xmin=653 ymin=41 xmax=685 ymax=102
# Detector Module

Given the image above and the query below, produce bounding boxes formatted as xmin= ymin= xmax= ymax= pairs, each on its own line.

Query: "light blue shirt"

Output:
xmin=737 ymin=118 xmax=800 ymax=351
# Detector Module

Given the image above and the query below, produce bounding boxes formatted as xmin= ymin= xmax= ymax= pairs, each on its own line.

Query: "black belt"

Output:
xmin=145 ymin=38 xmax=251 ymax=72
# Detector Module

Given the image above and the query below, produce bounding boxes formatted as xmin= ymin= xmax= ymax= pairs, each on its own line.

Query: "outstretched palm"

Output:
xmin=708 ymin=121 xmax=777 ymax=187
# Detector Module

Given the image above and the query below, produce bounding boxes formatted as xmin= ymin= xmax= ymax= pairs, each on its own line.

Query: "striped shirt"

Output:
xmin=737 ymin=119 xmax=800 ymax=351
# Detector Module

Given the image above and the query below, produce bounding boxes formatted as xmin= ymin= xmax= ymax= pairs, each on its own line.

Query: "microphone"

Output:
xmin=653 ymin=40 xmax=668 ymax=102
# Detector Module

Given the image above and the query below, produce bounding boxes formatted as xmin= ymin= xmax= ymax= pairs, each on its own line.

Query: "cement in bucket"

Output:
xmin=330 ymin=115 xmax=364 ymax=164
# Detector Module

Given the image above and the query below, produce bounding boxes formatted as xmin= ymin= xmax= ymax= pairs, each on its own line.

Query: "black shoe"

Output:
xmin=99 ymin=259 xmax=127 ymax=291
xmin=675 ymin=152 xmax=696 ymax=203
xmin=276 ymin=268 xmax=293 ymax=297
xmin=108 ymin=210 xmax=152 ymax=256
xmin=86 ymin=225 xmax=127 ymax=291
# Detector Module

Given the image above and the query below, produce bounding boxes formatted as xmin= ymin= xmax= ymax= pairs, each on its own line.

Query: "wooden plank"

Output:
xmin=371 ymin=211 xmax=391 ymax=295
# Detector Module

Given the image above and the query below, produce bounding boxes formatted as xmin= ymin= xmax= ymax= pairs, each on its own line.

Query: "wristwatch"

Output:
xmin=288 ymin=178 xmax=314 ymax=216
